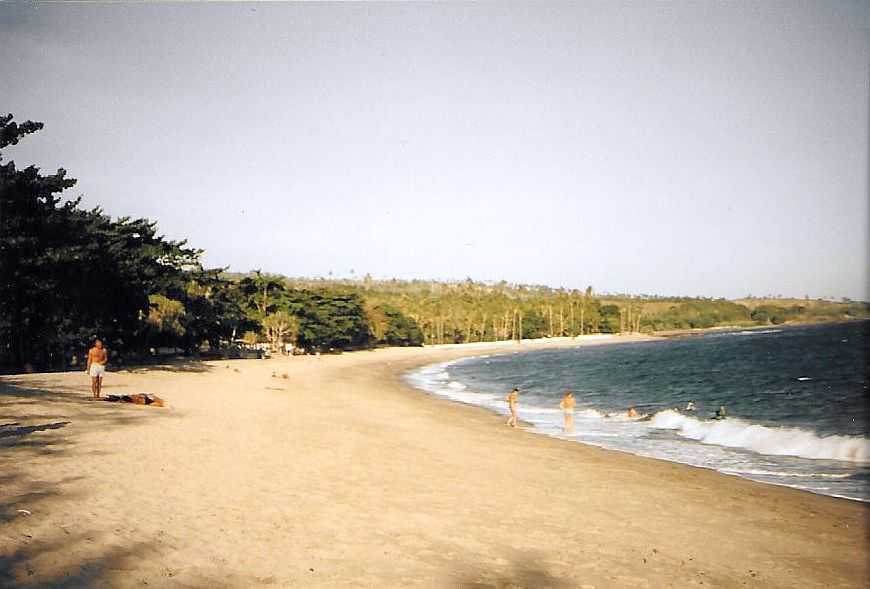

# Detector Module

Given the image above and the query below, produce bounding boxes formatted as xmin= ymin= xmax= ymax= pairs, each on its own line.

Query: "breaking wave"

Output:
xmin=648 ymin=410 xmax=869 ymax=463
xmin=406 ymin=322 xmax=870 ymax=502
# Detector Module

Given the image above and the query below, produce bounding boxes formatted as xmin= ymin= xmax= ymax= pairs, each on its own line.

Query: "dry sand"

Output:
xmin=1 ymin=336 xmax=867 ymax=588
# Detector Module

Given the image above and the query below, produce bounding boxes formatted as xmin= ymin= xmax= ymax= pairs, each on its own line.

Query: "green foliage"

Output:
xmin=646 ymin=300 xmax=752 ymax=331
xmin=232 ymin=275 xmax=378 ymax=352
xmin=0 ymin=114 xmax=246 ymax=369
xmin=145 ymin=294 xmax=186 ymax=346
xmin=750 ymin=305 xmax=801 ymax=325
xmin=373 ymin=305 xmax=423 ymax=347
xmin=239 ymin=271 xmax=288 ymax=320
xmin=599 ymin=305 xmax=621 ymax=333
xmin=179 ymin=269 xmax=253 ymax=351
xmin=323 ymin=277 xmax=605 ymax=344
xmin=520 ymin=310 xmax=547 ymax=339
xmin=0 ymin=114 xmax=43 ymax=149
xmin=291 ymin=290 xmax=373 ymax=352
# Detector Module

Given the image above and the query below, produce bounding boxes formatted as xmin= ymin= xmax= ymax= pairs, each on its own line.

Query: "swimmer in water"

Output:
xmin=627 ymin=407 xmax=639 ymax=419
xmin=559 ymin=391 xmax=575 ymax=432
xmin=685 ymin=401 xmax=696 ymax=411
xmin=505 ymin=388 xmax=519 ymax=428
xmin=714 ymin=405 xmax=727 ymax=420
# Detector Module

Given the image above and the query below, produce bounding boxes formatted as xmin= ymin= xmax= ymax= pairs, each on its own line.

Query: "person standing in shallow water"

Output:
xmin=86 ymin=339 xmax=108 ymax=399
xmin=559 ymin=391 xmax=575 ymax=432
xmin=505 ymin=388 xmax=519 ymax=428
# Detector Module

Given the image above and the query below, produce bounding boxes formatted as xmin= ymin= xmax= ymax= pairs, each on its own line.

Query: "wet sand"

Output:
xmin=1 ymin=336 xmax=866 ymax=588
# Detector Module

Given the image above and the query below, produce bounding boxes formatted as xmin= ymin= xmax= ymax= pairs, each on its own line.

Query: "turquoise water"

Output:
xmin=407 ymin=322 xmax=869 ymax=501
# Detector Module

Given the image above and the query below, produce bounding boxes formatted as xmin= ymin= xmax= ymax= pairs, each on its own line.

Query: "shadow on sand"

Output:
xmin=0 ymin=376 xmax=175 ymax=586
xmin=453 ymin=554 xmax=574 ymax=589
xmin=0 ymin=373 xmax=268 ymax=587
xmin=119 ymin=356 xmax=217 ymax=374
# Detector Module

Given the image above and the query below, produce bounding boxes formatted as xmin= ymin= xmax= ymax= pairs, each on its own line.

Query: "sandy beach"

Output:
xmin=1 ymin=335 xmax=866 ymax=588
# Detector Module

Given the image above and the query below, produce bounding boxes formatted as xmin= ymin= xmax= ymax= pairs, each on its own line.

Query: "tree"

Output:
xmin=262 ymin=311 xmax=299 ymax=351
xmin=178 ymin=269 xmax=252 ymax=352
xmin=370 ymin=304 xmax=423 ymax=346
xmin=294 ymin=290 xmax=373 ymax=352
xmin=599 ymin=305 xmax=621 ymax=333
xmin=365 ymin=302 xmax=389 ymax=342
xmin=1 ymin=114 xmax=76 ymax=367
xmin=145 ymin=294 xmax=186 ymax=347
xmin=239 ymin=270 xmax=287 ymax=320
xmin=0 ymin=114 xmax=236 ymax=369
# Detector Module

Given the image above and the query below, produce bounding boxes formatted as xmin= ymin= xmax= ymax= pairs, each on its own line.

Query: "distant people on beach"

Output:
xmin=86 ymin=338 xmax=108 ymax=399
xmin=559 ymin=391 xmax=575 ymax=432
xmin=714 ymin=405 xmax=727 ymax=420
xmin=505 ymin=388 xmax=519 ymax=428
xmin=627 ymin=407 xmax=639 ymax=419
xmin=684 ymin=401 xmax=696 ymax=411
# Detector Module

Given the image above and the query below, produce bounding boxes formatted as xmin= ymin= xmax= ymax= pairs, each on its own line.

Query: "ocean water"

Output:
xmin=406 ymin=322 xmax=870 ymax=501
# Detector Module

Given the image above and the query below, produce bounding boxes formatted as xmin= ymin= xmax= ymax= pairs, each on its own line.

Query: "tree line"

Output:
xmin=271 ymin=276 xmax=867 ymax=344
xmin=0 ymin=115 xmax=423 ymax=371
xmin=2 ymin=114 xmax=867 ymax=372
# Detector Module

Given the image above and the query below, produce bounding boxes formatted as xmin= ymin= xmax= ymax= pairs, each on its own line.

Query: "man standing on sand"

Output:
xmin=559 ymin=391 xmax=576 ymax=432
xmin=505 ymin=388 xmax=519 ymax=428
xmin=86 ymin=339 xmax=108 ymax=399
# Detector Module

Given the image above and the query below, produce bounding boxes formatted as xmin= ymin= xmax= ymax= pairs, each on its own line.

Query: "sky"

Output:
xmin=2 ymin=1 xmax=868 ymax=300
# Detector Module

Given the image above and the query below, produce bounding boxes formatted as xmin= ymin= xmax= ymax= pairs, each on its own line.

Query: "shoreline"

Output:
xmin=1 ymin=337 xmax=866 ymax=587
xmin=402 ymin=338 xmax=869 ymax=503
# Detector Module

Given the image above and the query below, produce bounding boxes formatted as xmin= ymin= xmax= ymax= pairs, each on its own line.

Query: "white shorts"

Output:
xmin=89 ymin=363 xmax=106 ymax=378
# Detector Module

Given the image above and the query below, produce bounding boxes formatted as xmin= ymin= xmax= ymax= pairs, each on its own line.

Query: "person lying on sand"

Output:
xmin=559 ymin=391 xmax=575 ymax=432
xmin=86 ymin=338 xmax=108 ymax=399
xmin=103 ymin=393 xmax=164 ymax=407
xmin=505 ymin=388 xmax=519 ymax=428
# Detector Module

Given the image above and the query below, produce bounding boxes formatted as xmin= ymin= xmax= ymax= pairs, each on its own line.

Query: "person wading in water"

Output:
xmin=505 ymin=388 xmax=519 ymax=428
xmin=559 ymin=391 xmax=576 ymax=432
xmin=86 ymin=339 xmax=108 ymax=399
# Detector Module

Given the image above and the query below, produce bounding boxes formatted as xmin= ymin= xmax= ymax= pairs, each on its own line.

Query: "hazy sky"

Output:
xmin=2 ymin=1 xmax=868 ymax=299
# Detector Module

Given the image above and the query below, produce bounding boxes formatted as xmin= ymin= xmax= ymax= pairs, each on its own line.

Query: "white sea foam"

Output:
xmin=576 ymin=408 xmax=606 ymax=419
xmin=405 ymin=359 xmax=868 ymax=501
xmin=603 ymin=411 xmax=647 ymax=422
xmin=734 ymin=329 xmax=782 ymax=336
xmin=517 ymin=407 xmax=561 ymax=415
xmin=649 ymin=410 xmax=870 ymax=463
xmin=720 ymin=469 xmax=852 ymax=479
